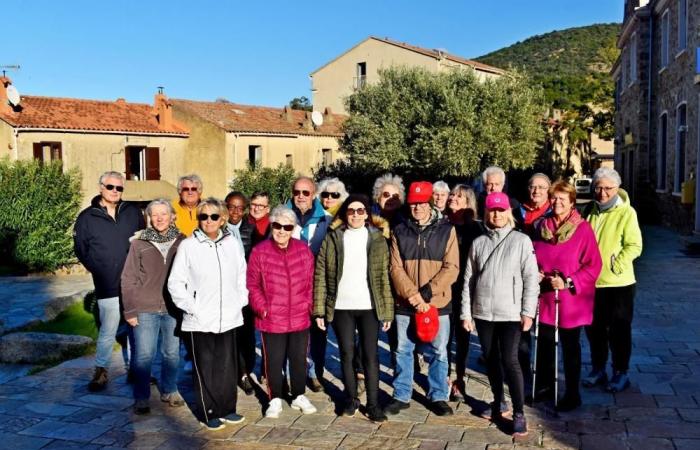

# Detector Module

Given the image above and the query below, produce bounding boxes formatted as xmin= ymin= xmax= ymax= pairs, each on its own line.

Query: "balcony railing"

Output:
xmin=353 ymin=75 xmax=367 ymax=90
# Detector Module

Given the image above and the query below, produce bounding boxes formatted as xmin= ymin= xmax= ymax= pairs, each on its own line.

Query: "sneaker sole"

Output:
xmin=291 ymin=405 xmax=317 ymax=414
xmin=200 ymin=422 xmax=226 ymax=431
xmin=222 ymin=416 xmax=245 ymax=424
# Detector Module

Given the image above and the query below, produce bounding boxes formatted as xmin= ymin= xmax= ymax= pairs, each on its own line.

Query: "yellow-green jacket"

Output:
xmin=583 ymin=189 xmax=642 ymax=288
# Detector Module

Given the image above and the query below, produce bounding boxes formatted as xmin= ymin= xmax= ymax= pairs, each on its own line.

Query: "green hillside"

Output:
xmin=476 ymin=23 xmax=620 ymax=110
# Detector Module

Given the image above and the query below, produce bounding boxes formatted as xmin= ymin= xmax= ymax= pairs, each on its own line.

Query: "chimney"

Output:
xmin=302 ymin=111 xmax=314 ymax=131
xmin=281 ymin=105 xmax=295 ymax=123
xmin=323 ymin=107 xmax=334 ymax=124
xmin=153 ymin=89 xmax=173 ymax=130
xmin=115 ymin=98 xmax=126 ymax=105
xmin=0 ymin=77 xmax=13 ymax=115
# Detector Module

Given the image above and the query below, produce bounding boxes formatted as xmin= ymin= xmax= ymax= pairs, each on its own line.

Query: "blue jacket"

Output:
xmin=286 ymin=198 xmax=331 ymax=255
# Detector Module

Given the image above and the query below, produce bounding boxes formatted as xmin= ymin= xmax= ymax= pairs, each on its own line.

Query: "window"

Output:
xmin=629 ymin=33 xmax=637 ymax=84
xmin=661 ymin=10 xmax=670 ymax=68
xmin=657 ymin=113 xmax=668 ymax=190
xmin=285 ymin=154 xmax=293 ymax=167
xmin=248 ymin=145 xmax=262 ymax=169
xmin=322 ymin=148 xmax=332 ymax=166
xmin=354 ymin=62 xmax=367 ymax=90
xmin=678 ymin=0 xmax=687 ymax=52
xmin=674 ymin=103 xmax=687 ymax=193
xmin=125 ymin=146 xmax=160 ymax=180
xmin=32 ymin=142 xmax=62 ymax=167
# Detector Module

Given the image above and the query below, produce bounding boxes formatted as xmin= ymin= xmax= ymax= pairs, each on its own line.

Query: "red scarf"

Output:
xmin=248 ymin=214 xmax=270 ymax=240
xmin=523 ymin=201 xmax=550 ymax=226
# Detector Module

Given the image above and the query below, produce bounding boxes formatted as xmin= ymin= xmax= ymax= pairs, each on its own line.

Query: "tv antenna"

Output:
xmin=1 ymin=65 xmax=20 ymax=78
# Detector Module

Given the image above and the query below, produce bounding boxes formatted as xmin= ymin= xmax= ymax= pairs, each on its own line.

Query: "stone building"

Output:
xmin=614 ymin=0 xmax=700 ymax=232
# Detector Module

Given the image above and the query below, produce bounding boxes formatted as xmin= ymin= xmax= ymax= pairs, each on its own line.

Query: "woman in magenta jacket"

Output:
xmin=247 ymin=205 xmax=317 ymax=419
xmin=532 ymin=181 xmax=602 ymax=412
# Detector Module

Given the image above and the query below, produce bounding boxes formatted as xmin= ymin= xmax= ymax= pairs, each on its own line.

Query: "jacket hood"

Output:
xmin=590 ymin=188 xmax=631 ymax=214
xmin=286 ymin=198 xmax=328 ymax=220
xmin=329 ymin=215 xmax=391 ymax=238
xmin=193 ymin=227 xmax=230 ymax=243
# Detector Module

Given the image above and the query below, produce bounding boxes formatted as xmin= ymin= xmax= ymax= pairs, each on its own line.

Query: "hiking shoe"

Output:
xmin=133 ymin=399 xmax=150 ymax=415
xmin=266 ymin=398 xmax=283 ymax=418
xmin=366 ymin=405 xmax=387 ymax=422
xmin=291 ymin=394 xmax=317 ymax=414
xmin=450 ymin=380 xmax=466 ymax=402
xmin=606 ymin=372 xmax=630 ymax=393
xmin=431 ymin=400 xmax=454 ymax=416
xmin=307 ymin=377 xmax=323 ymax=393
xmin=384 ymin=399 xmax=410 ymax=415
xmin=88 ymin=367 xmax=108 ymax=392
xmin=582 ymin=368 xmax=607 ymax=388
xmin=342 ymin=398 xmax=360 ymax=417
xmin=556 ymin=395 xmax=582 ymax=412
xmin=222 ymin=412 xmax=245 ymax=424
xmin=160 ymin=392 xmax=185 ymax=407
xmin=240 ymin=375 xmax=254 ymax=396
xmin=200 ymin=418 xmax=225 ymax=430
xmin=512 ymin=412 xmax=528 ymax=436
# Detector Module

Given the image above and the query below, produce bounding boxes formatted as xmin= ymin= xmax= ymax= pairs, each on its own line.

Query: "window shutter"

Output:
xmin=33 ymin=143 xmax=43 ymax=163
xmin=125 ymin=148 xmax=133 ymax=180
xmin=145 ymin=147 xmax=160 ymax=180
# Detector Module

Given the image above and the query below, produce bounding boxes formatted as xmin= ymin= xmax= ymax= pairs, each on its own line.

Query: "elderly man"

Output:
xmin=432 ymin=181 xmax=450 ymax=213
xmin=477 ymin=166 xmax=521 ymax=216
xmin=172 ymin=174 xmax=203 ymax=237
xmin=514 ymin=173 xmax=552 ymax=237
xmin=385 ymin=181 xmax=459 ymax=417
xmin=286 ymin=176 xmax=332 ymax=391
xmin=74 ymin=171 xmax=145 ymax=391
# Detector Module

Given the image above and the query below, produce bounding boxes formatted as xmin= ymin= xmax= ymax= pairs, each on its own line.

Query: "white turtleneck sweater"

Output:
xmin=335 ymin=226 xmax=372 ymax=310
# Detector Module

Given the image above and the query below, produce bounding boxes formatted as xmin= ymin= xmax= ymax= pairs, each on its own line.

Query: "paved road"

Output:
xmin=1 ymin=226 xmax=699 ymax=449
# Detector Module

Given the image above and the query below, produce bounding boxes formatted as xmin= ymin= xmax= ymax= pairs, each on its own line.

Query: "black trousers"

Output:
xmin=448 ymin=308 xmax=470 ymax=381
xmin=519 ymin=329 xmax=532 ymax=386
xmin=261 ymin=329 xmax=309 ymax=399
xmin=475 ymin=320 xmax=525 ymax=414
xmin=535 ymin=325 xmax=582 ymax=399
xmin=189 ymin=329 xmax=238 ymax=422
xmin=237 ymin=306 xmax=257 ymax=378
xmin=332 ymin=309 xmax=381 ymax=407
xmin=585 ymin=284 xmax=635 ymax=372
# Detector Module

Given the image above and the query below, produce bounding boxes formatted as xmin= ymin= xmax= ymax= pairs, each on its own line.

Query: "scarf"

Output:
xmin=523 ymin=201 xmax=550 ymax=226
xmin=248 ymin=214 xmax=270 ymax=239
xmin=596 ymin=194 xmax=619 ymax=212
xmin=325 ymin=203 xmax=342 ymax=217
xmin=539 ymin=209 xmax=584 ymax=244
xmin=139 ymin=225 xmax=181 ymax=243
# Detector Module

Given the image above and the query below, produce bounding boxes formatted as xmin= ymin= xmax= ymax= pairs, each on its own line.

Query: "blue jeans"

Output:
xmin=132 ymin=312 xmax=180 ymax=400
xmin=95 ymin=296 xmax=122 ymax=368
xmin=392 ymin=314 xmax=450 ymax=403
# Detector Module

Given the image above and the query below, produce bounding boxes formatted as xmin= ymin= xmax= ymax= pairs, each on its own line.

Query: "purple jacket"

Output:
xmin=533 ymin=221 xmax=602 ymax=329
xmin=247 ymin=238 xmax=315 ymax=333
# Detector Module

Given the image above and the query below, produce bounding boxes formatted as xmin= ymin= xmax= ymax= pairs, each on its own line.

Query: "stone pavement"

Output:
xmin=1 ymin=225 xmax=699 ymax=449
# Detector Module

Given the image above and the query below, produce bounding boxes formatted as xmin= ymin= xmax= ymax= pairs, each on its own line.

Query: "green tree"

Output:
xmin=340 ymin=67 xmax=544 ymax=179
xmin=289 ymin=96 xmax=312 ymax=111
xmin=229 ymin=162 xmax=297 ymax=207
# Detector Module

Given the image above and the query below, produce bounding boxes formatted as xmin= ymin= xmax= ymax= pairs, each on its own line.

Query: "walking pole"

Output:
xmin=554 ymin=286 xmax=560 ymax=409
xmin=531 ymin=301 xmax=540 ymax=403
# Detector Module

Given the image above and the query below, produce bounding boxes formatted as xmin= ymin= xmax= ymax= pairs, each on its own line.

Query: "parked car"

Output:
xmin=575 ymin=178 xmax=592 ymax=197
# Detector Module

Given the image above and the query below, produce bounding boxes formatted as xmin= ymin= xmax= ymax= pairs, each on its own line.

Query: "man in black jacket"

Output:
xmin=74 ymin=171 xmax=145 ymax=392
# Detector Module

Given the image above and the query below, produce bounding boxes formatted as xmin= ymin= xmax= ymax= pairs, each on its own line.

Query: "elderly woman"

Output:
xmin=532 ymin=181 xmax=602 ymax=412
xmin=432 ymin=180 xmax=450 ymax=213
xmin=446 ymin=184 xmax=484 ymax=401
xmin=372 ymin=173 xmax=406 ymax=230
xmin=582 ymin=168 xmax=642 ymax=393
xmin=317 ymin=177 xmax=349 ymax=217
xmin=121 ymin=199 xmax=185 ymax=415
xmin=168 ymin=198 xmax=248 ymax=430
xmin=247 ymin=206 xmax=318 ymax=419
xmin=461 ymin=192 xmax=539 ymax=437
xmin=314 ymin=194 xmax=393 ymax=422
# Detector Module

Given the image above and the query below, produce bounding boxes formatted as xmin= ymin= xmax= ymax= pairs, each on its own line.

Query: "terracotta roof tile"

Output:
xmin=0 ymin=95 xmax=189 ymax=135
xmin=172 ymin=99 xmax=345 ymax=136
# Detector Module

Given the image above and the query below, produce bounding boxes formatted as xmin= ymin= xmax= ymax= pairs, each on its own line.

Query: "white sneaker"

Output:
xmin=291 ymin=394 xmax=317 ymax=414
xmin=265 ymin=398 xmax=283 ymax=418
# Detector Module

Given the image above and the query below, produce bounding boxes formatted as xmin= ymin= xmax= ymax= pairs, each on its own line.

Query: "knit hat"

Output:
xmin=407 ymin=181 xmax=433 ymax=204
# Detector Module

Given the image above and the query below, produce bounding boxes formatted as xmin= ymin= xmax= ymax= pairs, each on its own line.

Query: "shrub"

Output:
xmin=229 ymin=162 xmax=298 ymax=207
xmin=0 ymin=159 xmax=82 ymax=271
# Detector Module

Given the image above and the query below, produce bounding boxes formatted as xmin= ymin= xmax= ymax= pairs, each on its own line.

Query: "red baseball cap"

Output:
xmin=485 ymin=192 xmax=510 ymax=211
xmin=415 ymin=306 xmax=439 ymax=342
xmin=407 ymin=181 xmax=433 ymax=204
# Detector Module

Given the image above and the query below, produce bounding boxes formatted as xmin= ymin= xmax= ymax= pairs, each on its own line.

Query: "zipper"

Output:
xmin=214 ymin=242 xmax=223 ymax=333
xmin=284 ymin=247 xmax=292 ymax=330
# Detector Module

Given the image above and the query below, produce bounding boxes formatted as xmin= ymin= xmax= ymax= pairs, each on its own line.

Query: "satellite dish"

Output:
xmin=6 ymin=85 xmax=20 ymax=106
xmin=311 ymin=110 xmax=324 ymax=127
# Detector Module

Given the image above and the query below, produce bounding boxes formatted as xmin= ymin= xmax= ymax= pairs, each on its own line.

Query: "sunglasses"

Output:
xmin=102 ymin=184 xmax=124 ymax=192
xmin=382 ymin=192 xmax=400 ymax=200
xmin=197 ymin=213 xmax=221 ymax=221
xmin=320 ymin=191 xmax=341 ymax=199
xmin=346 ymin=207 xmax=366 ymax=216
xmin=180 ymin=187 xmax=199 ymax=193
xmin=271 ymin=222 xmax=295 ymax=231
xmin=293 ymin=189 xmax=311 ymax=197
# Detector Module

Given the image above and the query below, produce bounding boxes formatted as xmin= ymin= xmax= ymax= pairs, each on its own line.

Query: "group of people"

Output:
xmin=73 ymin=165 xmax=642 ymax=436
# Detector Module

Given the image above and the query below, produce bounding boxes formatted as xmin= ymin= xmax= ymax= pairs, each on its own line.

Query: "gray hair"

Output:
xmin=145 ymin=198 xmax=176 ymax=226
xmin=98 ymin=171 xmax=124 ymax=186
xmin=177 ymin=174 xmax=203 ymax=193
xmin=482 ymin=166 xmax=506 ymax=184
xmin=372 ymin=173 xmax=406 ymax=204
xmin=593 ymin=167 xmax=621 ymax=187
xmin=450 ymin=184 xmax=478 ymax=219
xmin=432 ymin=180 xmax=450 ymax=193
xmin=316 ymin=177 xmax=349 ymax=202
xmin=528 ymin=173 xmax=552 ymax=187
xmin=269 ymin=205 xmax=298 ymax=226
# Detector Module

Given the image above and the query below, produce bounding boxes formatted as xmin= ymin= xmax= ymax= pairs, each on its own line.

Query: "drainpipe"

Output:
xmin=13 ymin=128 xmax=19 ymax=160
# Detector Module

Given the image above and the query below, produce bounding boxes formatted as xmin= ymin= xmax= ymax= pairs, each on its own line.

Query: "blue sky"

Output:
xmin=3 ymin=0 xmax=621 ymax=107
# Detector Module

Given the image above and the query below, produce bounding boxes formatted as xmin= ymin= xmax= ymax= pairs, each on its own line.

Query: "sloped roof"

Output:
xmin=311 ymin=36 xmax=506 ymax=76
xmin=0 ymin=95 xmax=189 ymax=135
xmin=172 ymin=99 xmax=345 ymax=137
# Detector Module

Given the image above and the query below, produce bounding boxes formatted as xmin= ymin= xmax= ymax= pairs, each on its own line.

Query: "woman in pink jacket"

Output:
xmin=532 ymin=181 xmax=602 ymax=412
xmin=247 ymin=205 xmax=317 ymax=419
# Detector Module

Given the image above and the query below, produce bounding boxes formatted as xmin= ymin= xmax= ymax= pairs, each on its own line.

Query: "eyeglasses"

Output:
xmin=102 ymin=184 xmax=124 ymax=192
xmin=250 ymin=203 xmax=269 ymax=209
xmin=293 ymin=189 xmax=311 ymax=197
xmin=594 ymin=186 xmax=617 ymax=194
xmin=346 ymin=207 xmax=366 ymax=216
xmin=271 ymin=222 xmax=295 ymax=231
xmin=197 ymin=213 xmax=221 ymax=221
xmin=382 ymin=192 xmax=400 ymax=200
xmin=320 ymin=191 xmax=341 ymax=199
xmin=528 ymin=185 xmax=549 ymax=191
xmin=180 ymin=187 xmax=199 ymax=193
xmin=227 ymin=205 xmax=245 ymax=212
